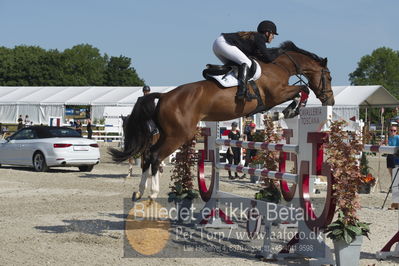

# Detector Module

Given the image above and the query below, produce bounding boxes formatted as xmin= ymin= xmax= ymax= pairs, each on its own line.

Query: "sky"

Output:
xmin=0 ymin=0 xmax=398 ymax=86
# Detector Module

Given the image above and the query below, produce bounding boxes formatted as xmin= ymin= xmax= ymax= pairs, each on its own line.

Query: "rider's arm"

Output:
xmin=254 ymin=33 xmax=274 ymax=62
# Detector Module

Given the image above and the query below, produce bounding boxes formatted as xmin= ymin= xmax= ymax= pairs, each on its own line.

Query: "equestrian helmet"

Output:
xmin=142 ymin=85 xmax=150 ymax=92
xmin=257 ymin=20 xmax=278 ymax=35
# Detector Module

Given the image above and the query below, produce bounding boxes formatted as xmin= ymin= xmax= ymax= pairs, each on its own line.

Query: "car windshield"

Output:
xmin=48 ymin=127 xmax=82 ymax=138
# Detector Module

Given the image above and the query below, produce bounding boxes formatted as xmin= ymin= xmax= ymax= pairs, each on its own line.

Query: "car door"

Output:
xmin=0 ymin=130 xmax=26 ymax=164
xmin=16 ymin=129 xmax=38 ymax=165
xmin=0 ymin=138 xmax=13 ymax=164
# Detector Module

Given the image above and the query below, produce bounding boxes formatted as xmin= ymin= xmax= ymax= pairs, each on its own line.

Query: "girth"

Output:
xmin=245 ymin=80 xmax=268 ymax=117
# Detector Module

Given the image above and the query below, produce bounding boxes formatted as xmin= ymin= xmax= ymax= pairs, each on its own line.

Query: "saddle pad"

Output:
xmin=208 ymin=61 xmax=262 ymax=88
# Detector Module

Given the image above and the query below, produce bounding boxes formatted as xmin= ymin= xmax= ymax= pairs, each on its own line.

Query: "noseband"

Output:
xmin=281 ymin=52 xmax=332 ymax=103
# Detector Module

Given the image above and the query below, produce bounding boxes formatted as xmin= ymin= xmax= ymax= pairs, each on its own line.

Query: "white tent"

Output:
xmin=0 ymin=86 xmax=175 ymax=124
xmin=0 ymin=85 xmax=397 ymax=125
xmin=269 ymin=85 xmax=399 ymax=123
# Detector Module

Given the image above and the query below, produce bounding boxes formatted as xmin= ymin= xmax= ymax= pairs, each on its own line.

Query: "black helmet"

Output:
xmin=231 ymin=122 xmax=238 ymax=127
xmin=142 ymin=85 xmax=150 ymax=92
xmin=257 ymin=20 xmax=278 ymax=35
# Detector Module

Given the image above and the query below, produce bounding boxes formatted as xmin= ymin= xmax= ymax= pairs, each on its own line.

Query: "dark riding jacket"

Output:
xmin=222 ymin=31 xmax=275 ymax=63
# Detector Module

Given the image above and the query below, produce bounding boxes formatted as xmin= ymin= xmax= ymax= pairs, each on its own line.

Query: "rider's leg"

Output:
xmin=213 ymin=35 xmax=253 ymax=99
xmin=237 ymin=63 xmax=250 ymax=100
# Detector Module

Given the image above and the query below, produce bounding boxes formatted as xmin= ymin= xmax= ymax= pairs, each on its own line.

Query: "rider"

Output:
xmin=142 ymin=85 xmax=151 ymax=95
xmin=213 ymin=20 xmax=278 ymax=100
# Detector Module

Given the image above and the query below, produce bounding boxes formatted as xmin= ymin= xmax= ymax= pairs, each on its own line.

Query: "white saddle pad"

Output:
xmin=209 ymin=61 xmax=262 ymax=88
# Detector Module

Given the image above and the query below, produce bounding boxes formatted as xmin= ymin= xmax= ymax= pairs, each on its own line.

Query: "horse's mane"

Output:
xmin=279 ymin=41 xmax=323 ymax=62
xmin=255 ymin=41 xmax=323 ymax=63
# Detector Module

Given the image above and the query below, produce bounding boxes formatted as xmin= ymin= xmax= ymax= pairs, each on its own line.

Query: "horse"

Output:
xmin=109 ymin=41 xmax=334 ymax=198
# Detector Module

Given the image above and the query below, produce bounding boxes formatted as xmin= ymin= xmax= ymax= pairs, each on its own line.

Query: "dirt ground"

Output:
xmin=1 ymin=143 xmax=399 ymax=266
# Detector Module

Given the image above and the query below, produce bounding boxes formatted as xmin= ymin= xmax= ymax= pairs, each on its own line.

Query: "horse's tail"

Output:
xmin=108 ymin=93 xmax=161 ymax=162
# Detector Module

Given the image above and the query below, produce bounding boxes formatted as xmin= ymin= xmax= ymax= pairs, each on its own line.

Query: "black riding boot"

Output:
xmin=236 ymin=63 xmax=250 ymax=100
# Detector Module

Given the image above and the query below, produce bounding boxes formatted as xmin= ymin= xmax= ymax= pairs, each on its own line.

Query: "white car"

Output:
xmin=0 ymin=126 xmax=100 ymax=172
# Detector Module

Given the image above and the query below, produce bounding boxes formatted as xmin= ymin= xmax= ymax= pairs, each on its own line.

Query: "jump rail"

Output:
xmin=370 ymin=145 xmax=399 ymax=259
xmin=197 ymin=106 xmax=336 ymax=264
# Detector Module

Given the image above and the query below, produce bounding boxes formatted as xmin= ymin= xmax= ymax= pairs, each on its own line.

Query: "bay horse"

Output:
xmin=109 ymin=41 xmax=334 ymax=194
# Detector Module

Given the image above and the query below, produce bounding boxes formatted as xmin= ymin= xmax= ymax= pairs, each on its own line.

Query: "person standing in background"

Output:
xmin=241 ymin=122 xmax=257 ymax=179
xmin=386 ymin=125 xmax=399 ymax=176
xmin=17 ymin=118 xmax=24 ymax=130
xmin=86 ymin=119 xmax=93 ymax=139
xmin=226 ymin=121 xmax=242 ymax=179
xmin=75 ymin=120 xmax=82 ymax=135
xmin=386 ymin=125 xmax=399 ymax=209
xmin=24 ymin=115 xmax=30 ymax=127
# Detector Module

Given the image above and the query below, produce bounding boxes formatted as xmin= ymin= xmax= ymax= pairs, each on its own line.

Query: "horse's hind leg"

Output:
xmin=132 ymin=151 xmax=151 ymax=201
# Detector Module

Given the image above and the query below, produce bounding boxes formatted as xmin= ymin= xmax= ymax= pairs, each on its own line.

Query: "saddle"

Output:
xmin=202 ymin=59 xmax=257 ymax=87
xmin=202 ymin=61 xmax=309 ymax=118
xmin=202 ymin=64 xmax=238 ymax=80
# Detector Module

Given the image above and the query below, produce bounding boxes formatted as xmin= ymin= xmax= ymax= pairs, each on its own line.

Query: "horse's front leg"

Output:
xmin=278 ymin=85 xmax=308 ymax=118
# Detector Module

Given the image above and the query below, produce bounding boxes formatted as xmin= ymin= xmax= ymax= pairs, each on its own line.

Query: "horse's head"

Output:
xmin=277 ymin=41 xmax=335 ymax=106
xmin=303 ymin=57 xmax=335 ymax=106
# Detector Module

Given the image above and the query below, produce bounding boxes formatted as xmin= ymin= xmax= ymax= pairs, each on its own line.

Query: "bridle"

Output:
xmin=275 ymin=52 xmax=333 ymax=103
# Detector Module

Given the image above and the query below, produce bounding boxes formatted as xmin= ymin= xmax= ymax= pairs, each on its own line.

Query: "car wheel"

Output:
xmin=78 ymin=165 xmax=94 ymax=172
xmin=33 ymin=152 xmax=49 ymax=172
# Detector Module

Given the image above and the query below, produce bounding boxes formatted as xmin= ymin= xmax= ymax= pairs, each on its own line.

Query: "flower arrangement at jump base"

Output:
xmin=168 ymin=130 xmax=200 ymax=203
xmin=358 ymin=152 xmax=376 ymax=193
xmin=360 ymin=174 xmax=376 ymax=186
xmin=324 ymin=120 xmax=370 ymax=264
xmin=253 ymin=115 xmax=282 ymax=204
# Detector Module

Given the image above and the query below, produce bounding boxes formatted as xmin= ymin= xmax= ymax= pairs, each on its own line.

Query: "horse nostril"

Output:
xmin=323 ymin=97 xmax=335 ymax=106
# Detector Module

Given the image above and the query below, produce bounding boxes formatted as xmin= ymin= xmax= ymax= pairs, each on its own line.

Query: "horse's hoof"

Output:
xmin=132 ymin=192 xmax=142 ymax=202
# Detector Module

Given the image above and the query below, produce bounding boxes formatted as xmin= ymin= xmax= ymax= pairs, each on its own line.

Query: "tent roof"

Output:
xmin=278 ymin=85 xmax=399 ymax=108
xmin=0 ymin=85 xmax=396 ymax=107
xmin=0 ymin=86 xmax=175 ymax=105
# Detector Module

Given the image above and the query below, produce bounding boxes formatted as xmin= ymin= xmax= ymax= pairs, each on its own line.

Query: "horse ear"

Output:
xmin=321 ymin=58 xmax=328 ymax=67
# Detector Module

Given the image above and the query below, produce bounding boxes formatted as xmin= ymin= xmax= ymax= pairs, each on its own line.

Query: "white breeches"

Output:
xmin=213 ymin=35 xmax=252 ymax=67
xmin=139 ymin=168 xmax=160 ymax=199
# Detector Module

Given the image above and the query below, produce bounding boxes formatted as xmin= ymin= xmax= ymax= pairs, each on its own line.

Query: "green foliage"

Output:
xmin=168 ymin=130 xmax=200 ymax=203
xmin=349 ymin=47 xmax=399 ymax=97
xmin=359 ymin=153 xmax=370 ymax=176
xmin=0 ymin=44 xmax=144 ymax=86
xmin=105 ymin=56 xmax=144 ymax=86
xmin=255 ymin=185 xmax=281 ymax=204
xmin=349 ymin=47 xmax=399 ymax=124
xmin=253 ymin=115 xmax=282 ymax=203
xmin=325 ymin=211 xmax=370 ymax=244
xmin=324 ymin=120 xmax=371 ymax=244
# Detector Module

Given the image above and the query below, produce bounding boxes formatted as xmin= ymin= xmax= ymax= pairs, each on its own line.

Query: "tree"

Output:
xmin=0 ymin=44 xmax=145 ymax=87
xmin=349 ymin=47 xmax=399 ymax=124
xmin=104 ymin=56 xmax=144 ymax=86
xmin=61 ymin=44 xmax=107 ymax=86
xmin=349 ymin=47 xmax=399 ymax=98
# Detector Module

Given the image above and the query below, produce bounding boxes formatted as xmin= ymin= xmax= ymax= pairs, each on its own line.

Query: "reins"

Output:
xmin=275 ymin=52 xmax=332 ymax=103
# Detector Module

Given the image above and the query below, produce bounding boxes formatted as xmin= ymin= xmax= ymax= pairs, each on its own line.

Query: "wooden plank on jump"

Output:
xmin=215 ymin=139 xmax=299 ymax=153
xmin=216 ymin=163 xmax=298 ymax=183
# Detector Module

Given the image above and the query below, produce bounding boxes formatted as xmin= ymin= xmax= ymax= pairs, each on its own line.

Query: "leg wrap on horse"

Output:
xmin=138 ymin=168 xmax=160 ymax=199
